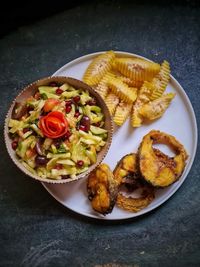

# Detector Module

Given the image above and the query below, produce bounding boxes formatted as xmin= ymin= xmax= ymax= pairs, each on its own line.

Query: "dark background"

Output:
xmin=0 ymin=1 xmax=200 ymax=267
xmin=0 ymin=0 xmax=199 ymax=37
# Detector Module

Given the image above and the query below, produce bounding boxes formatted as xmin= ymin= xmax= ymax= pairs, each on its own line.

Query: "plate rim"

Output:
xmin=42 ymin=51 xmax=198 ymax=220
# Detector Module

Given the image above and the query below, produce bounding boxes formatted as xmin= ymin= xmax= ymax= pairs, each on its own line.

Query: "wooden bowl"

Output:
xmin=4 ymin=76 xmax=113 ymax=184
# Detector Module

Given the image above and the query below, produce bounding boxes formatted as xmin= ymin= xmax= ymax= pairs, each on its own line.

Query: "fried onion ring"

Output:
xmin=138 ymin=130 xmax=188 ymax=187
xmin=117 ymin=187 xmax=155 ymax=213
xmin=113 ymin=153 xmax=155 ymax=213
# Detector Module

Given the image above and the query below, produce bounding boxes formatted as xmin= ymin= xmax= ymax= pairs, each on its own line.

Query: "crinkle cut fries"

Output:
xmin=83 ymin=51 xmax=174 ymax=127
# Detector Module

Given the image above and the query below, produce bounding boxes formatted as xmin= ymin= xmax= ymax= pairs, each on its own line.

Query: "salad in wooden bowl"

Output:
xmin=4 ymin=76 xmax=113 ymax=183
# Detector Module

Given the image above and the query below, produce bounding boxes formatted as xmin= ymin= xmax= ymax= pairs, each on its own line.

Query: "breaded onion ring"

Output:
xmin=117 ymin=187 xmax=155 ymax=213
xmin=113 ymin=153 xmax=155 ymax=213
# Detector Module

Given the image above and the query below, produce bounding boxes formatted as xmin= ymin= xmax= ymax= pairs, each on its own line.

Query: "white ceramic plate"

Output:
xmin=42 ymin=51 xmax=197 ymax=220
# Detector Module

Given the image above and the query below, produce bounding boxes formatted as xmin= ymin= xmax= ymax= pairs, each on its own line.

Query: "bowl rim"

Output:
xmin=4 ymin=76 xmax=113 ymax=184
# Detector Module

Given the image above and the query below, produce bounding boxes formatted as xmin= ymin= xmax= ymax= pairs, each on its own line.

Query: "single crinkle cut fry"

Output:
xmin=139 ymin=92 xmax=175 ymax=120
xmin=105 ymin=93 xmax=120 ymax=115
xmin=118 ymin=76 xmax=143 ymax=88
xmin=150 ymin=60 xmax=171 ymax=100
xmin=114 ymin=101 xmax=132 ymax=126
xmin=95 ymin=72 xmax=115 ymax=99
xmin=83 ymin=51 xmax=115 ymax=86
xmin=131 ymin=81 xmax=154 ymax=127
xmin=131 ymin=100 xmax=143 ymax=127
xmin=138 ymin=81 xmax=156 ymax=102
xmin=108 ymin=76 xmax=137 ymax=103
xmin=114 ymin=57 xmax=160 ymax=82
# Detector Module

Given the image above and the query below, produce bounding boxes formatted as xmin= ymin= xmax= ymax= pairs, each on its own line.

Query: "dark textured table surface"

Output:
xmin=0 ymin=1 xmax=200 ymax=267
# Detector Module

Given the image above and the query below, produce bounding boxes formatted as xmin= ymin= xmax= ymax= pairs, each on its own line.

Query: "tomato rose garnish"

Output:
xmin=39 ymin=111 xmax=69 ymax=139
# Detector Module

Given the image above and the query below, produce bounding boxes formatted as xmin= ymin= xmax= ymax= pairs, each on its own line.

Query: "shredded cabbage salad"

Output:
xmin=9 ymin=81 xmax=108 ymax=180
